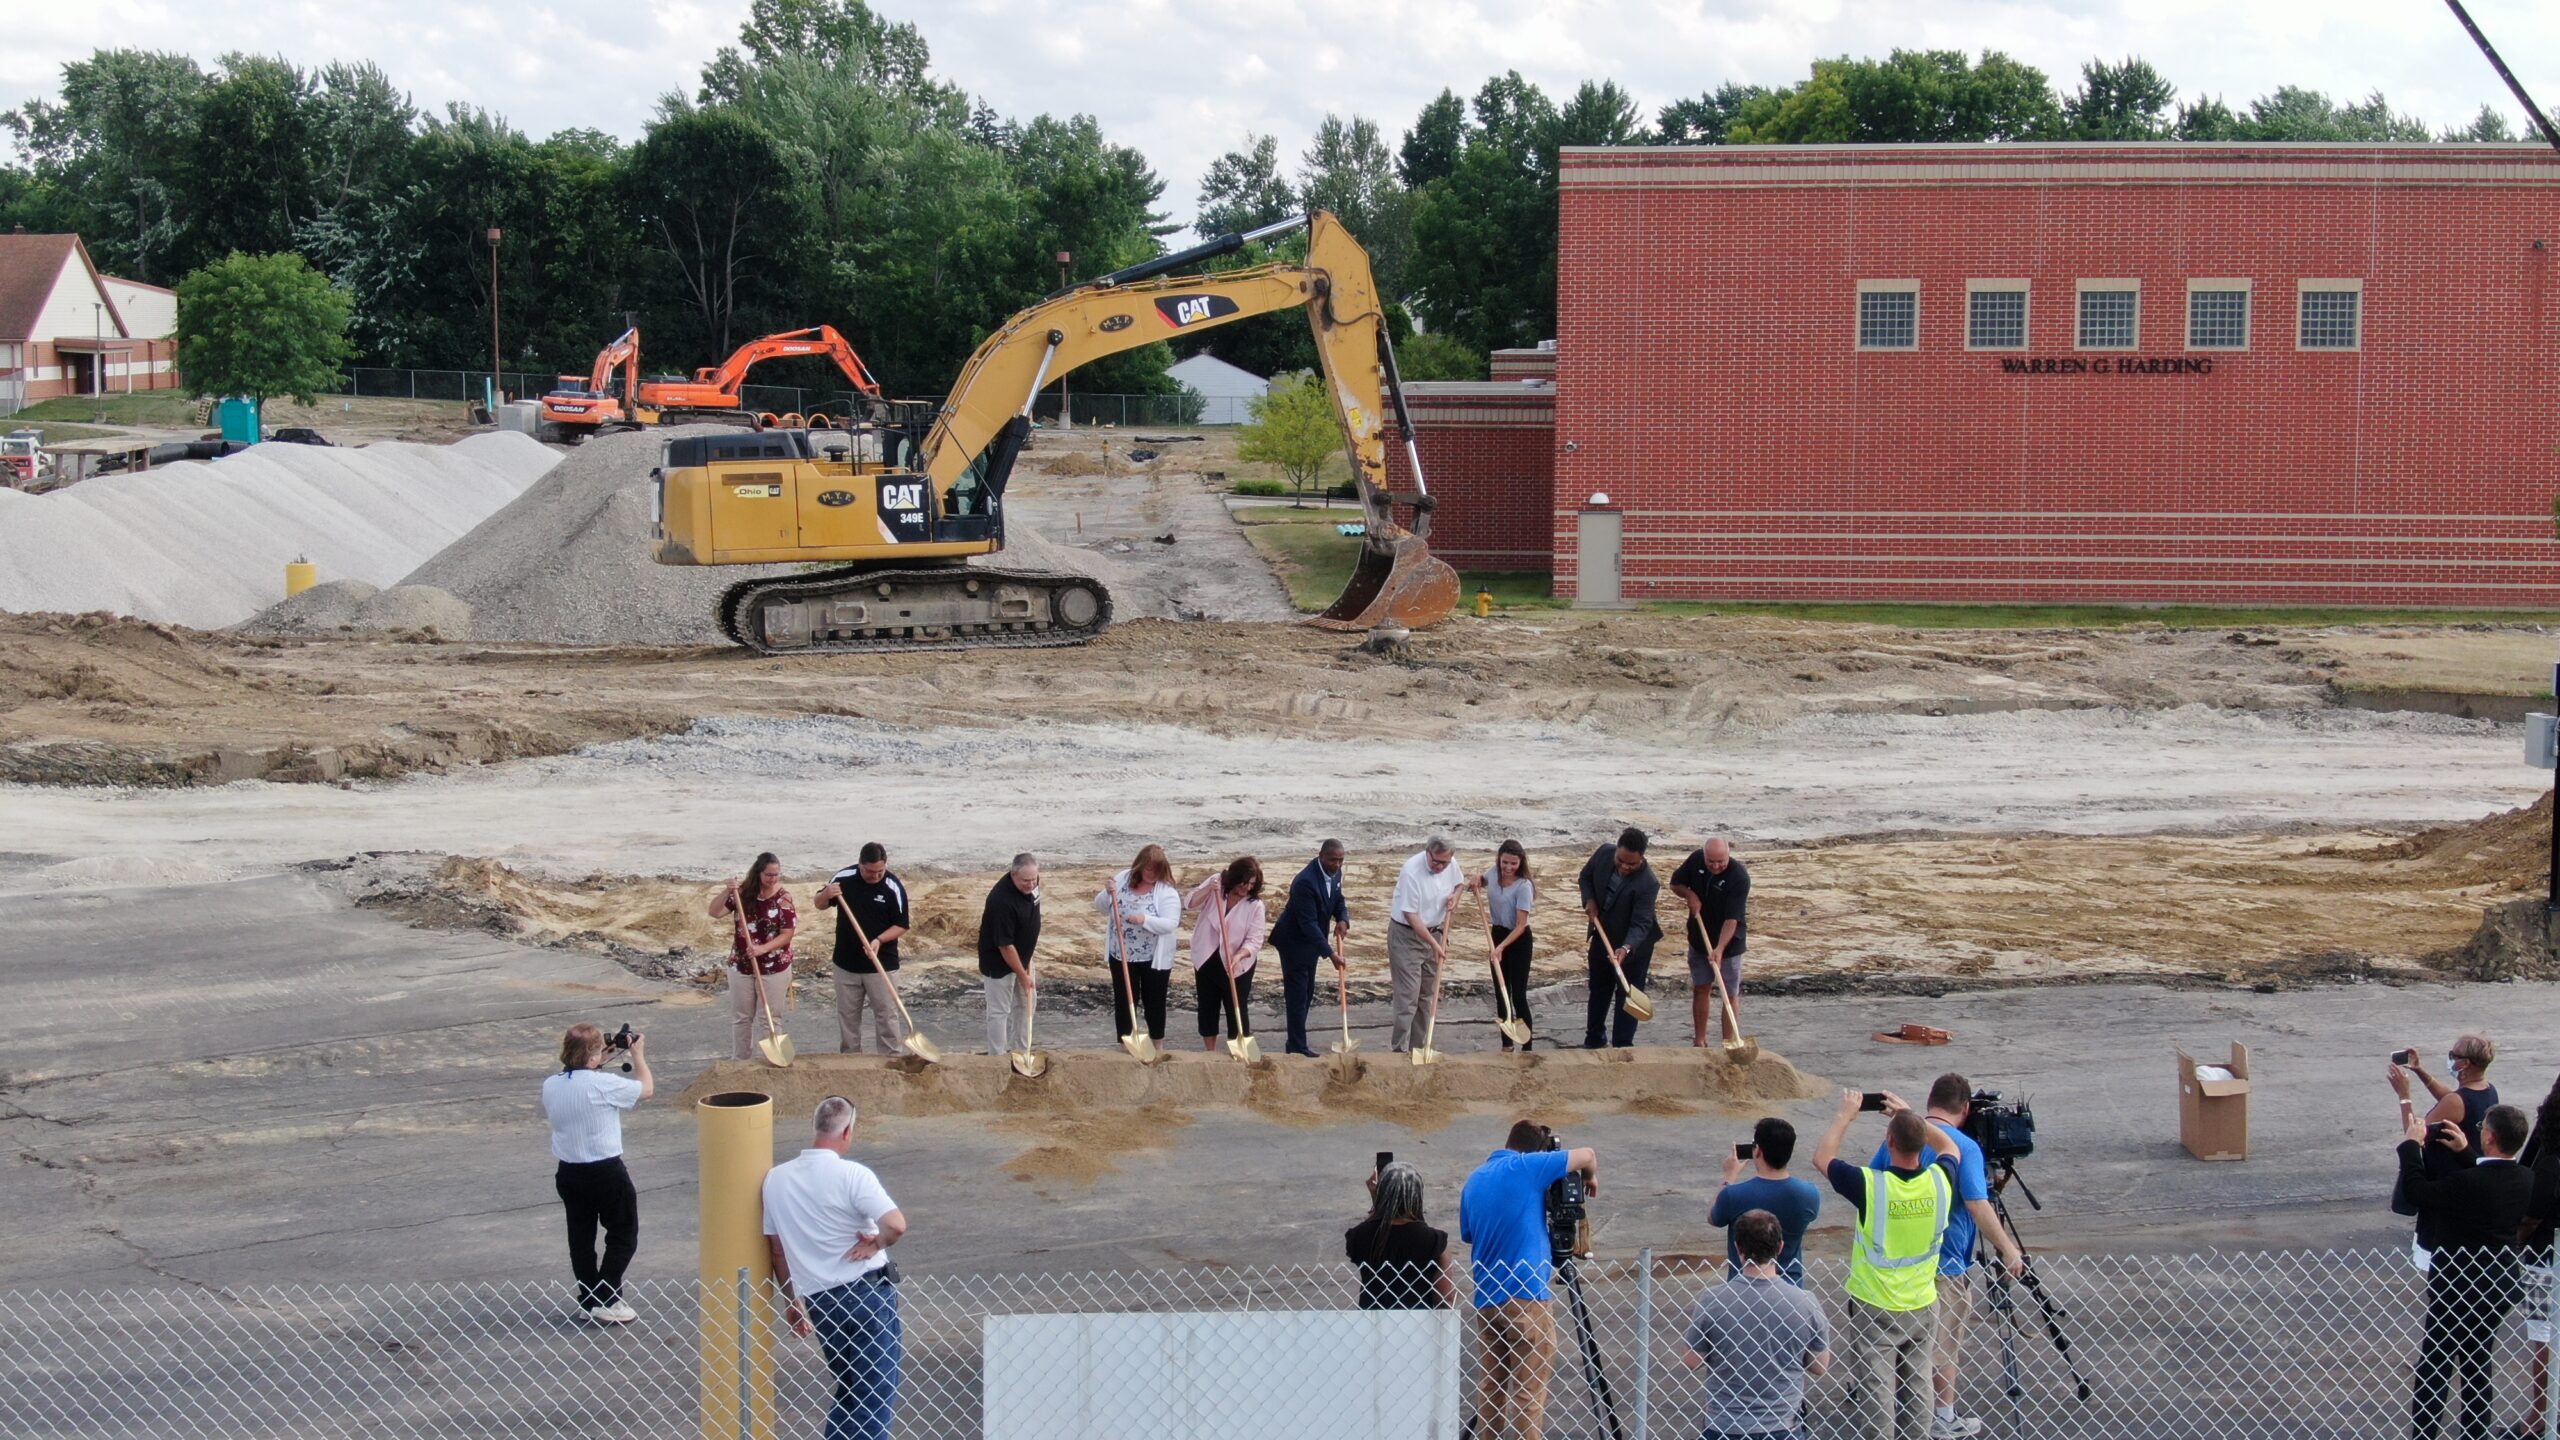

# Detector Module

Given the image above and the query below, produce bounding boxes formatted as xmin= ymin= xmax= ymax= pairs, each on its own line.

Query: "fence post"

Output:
xmin=1633 ymin=1247 xmax=1653 ymax=1440
xmin=737 ymin=1268 xmax=753 ymax=1440
xmin=2546 ymin=1229 xmax=2558 ymax=1440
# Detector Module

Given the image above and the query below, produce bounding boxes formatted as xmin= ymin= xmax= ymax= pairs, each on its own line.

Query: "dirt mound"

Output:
xmin=2366 ymin=791 xmax=2551 ymax=889
xmin=2430 ymin=895 xmax=2560 ymax=981
xmin=240 ymin=581 xmax=472 ymax=640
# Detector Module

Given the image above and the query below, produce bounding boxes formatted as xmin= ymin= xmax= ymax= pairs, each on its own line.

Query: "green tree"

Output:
xmin=626 ymin=107 xmax=806 ymax=357
xmin=2175 ymin=96 xmax=2241 ymax=140
xmin=2237 ymin=87 xmax=2431 ymax=140
xmin=1731 ymin=50 xmax=2062 ymax=143
xmin=2445 ymin=105 xmax=2518 ymax=142
xmin=174 ymin=250 xmax=353 ymax=404
xmin=1195 ymin=134 xmax=1295 ymax=238
xmin=1238 ymin=370 xmax=1343 ymax=503
xmin=2063 ymin=58 xmax=2175 ymax=139
xmin=5 ymin=49 xmax=208 ymax=282
xmin=1394 ymin=331 xmax=1483 ymax=380
xmin=1657 ymin=83 xmax=1769 ymax=144
xmin=699 ymin=0 xmax=939 ymax=105
xmin=1397 ymin=90 xmax=1466 ymax=188
xmin=1298 ymin=114 xmax=1412 ymax=298
xmin=185 ymin=55 xmax=321 ymax=265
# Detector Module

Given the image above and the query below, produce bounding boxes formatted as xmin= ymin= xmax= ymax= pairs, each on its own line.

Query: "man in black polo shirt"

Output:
xmin=1671 ymin=837 xmax=1750 ymax=1049
xmin=978 ymin=853 xmax=1042 ymax=1056
xmin=816 ymin=842 xmax=912 ymax=1054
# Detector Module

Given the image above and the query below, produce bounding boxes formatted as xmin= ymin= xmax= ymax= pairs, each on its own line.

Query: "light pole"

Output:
xmin=1056 ymin=250 xmax=1071 ymax=427
xmin=486 ymin=226 xmax=503 ymax=407
xmin=90 ymin=302 xmax=102 ymax=396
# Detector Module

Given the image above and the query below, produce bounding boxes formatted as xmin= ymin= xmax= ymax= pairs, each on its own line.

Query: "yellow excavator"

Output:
xmin=650 ymin=211 xmax=1459 ymax=653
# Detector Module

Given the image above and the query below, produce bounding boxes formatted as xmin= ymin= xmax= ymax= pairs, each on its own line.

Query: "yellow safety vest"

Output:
xmin=1844 ymin=1163 xmax=1953 ymax=1312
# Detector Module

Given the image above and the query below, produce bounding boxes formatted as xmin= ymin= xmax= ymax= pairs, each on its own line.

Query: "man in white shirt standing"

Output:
xmin=1388 ymin=834 xmax=1465 ymax=1053
xmin=541 ymin=1022 xmax=653 ymax=1324
xmin=765 ymin=1097 xmax=910 ymax=1440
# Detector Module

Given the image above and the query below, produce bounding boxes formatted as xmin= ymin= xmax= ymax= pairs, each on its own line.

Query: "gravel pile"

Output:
xmin=238 ymin=579 xmax=475 ymax=639
xmin=0 ymin=432 xmax=554 ymax=629
xmin=404 ymin=425 xmax=1105 ymax=646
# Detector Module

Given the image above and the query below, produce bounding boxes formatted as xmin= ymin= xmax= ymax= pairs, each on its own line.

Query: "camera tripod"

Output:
xmin=1982 ymin=1158 xmax=2094 ymax=1403
xmin=1556 ymin=1253 xmax=1625 ymax=1440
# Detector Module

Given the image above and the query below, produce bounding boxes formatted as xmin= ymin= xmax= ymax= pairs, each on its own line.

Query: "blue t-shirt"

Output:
xmin=1871 ymin=1123 xmax=1990 ymax=1276
xmin=1707 ymin=1175 xmax=1824 ymax=1286
xmin=1460 ymin=1149 xmax=1570 ymax=1305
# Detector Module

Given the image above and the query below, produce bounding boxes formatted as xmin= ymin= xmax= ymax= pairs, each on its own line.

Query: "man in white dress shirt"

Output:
xmin=1388 ymin=834 xmax=1465 ymax=1052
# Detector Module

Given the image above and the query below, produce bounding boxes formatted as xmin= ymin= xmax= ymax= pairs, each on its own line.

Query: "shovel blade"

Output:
xmin=1621 ymin=987 xmax=1656 ymax=1023
xmin=1122 ymin=1034 xmax=1161 ymax=1065
xmin=1722 ymin=1038 xmax=1761 ymax=1066
xmin=1010 ymin=1050 xmax=1048 ymax=1079
xmin=1331 ymin=1038 xmax=1361 ymax=1055
xmin=903 ymin=1034 xmax=942 ymax=1065
xmin=759 ymin=1034 xmax=796 ymax=1067
xmin=1410 ymin=1046 xmax=1443 ymax=1067
xmin=1237 ymin=1036 xmax=1264 ymax=1064
xmin=1498 ymin=1019 xmax=1533 ymax=1046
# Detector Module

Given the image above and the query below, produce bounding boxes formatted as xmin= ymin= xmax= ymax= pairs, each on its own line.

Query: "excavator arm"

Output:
xmin=588 ymin=327 xmax=640 ymax=394
xmin=695 ymin=326 xmax=884 ymax=400
xmin=920 ymin=210 xmax=1456 ymax=631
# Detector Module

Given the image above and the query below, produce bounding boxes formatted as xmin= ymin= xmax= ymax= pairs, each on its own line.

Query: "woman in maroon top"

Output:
xmin=709 ymin=851 xmax=796 ymax=1060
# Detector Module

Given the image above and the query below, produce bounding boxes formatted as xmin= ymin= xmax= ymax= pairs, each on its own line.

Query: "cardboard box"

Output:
xmin=2176 ymin=1043 xmax=2251 ymax=1161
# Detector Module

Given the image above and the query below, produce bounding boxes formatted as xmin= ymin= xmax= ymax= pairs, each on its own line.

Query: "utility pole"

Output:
xmin=90 ymin=302 xmax=102 ymax=396
xmin=1056 ymin=250 xmax=1072 ymax=428
xmin=486 ymin=226 xmax=503 ymax=409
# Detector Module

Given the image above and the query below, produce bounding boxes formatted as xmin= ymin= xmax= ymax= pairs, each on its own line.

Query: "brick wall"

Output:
xmin=1549 ymin=143 xmax=2560 ymax=606
xmin=1386 ymin=383 xmax=1555 ymax=571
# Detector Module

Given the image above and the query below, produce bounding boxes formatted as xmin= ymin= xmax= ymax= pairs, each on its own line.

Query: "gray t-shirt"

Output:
xmin=1484 ymin=872 xmax=1535 ymax=931
xmin=1683 ymin=1273 xmax=1831 ymax=1434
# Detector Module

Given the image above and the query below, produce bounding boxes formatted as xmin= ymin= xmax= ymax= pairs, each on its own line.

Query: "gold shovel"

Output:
xmin=1692 ymin=915 xmax=1759 ymax=1065
xmin=1593 ymin=913 xmax=1655 ymax=1024
xmin=730 ymin=886 xmax=795 ymax=1067
xmin=1009 ymin=975 xmax=1049 ymax=1079
xmin=1208 ymin=884 xmax=1263 ymax=1063
xmin=1488 ymin=929 xmax=1533 ymax=1049
xmin=839 ymin=898 xmax=938 ymax=1064
xmin=1326 ymin=952 xmax=1363 ymax=1083
xmin=1412 ymin=892 xmax=1456 ymax=1066
xmin=1116 ymin=951 xmax=1162 ymax=1065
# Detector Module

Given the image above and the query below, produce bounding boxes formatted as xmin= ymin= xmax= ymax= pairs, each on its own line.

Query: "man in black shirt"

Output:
xmin=977 ymin=853 xmax=1042 ymax=1056
xmin=1577 ymin=827 xmax=1661 ymax=1049
xmin=2401 ymin=1102 xmax=2534 ymax=1440
xmin=1670 ymin=837 xmax=1751 ymax=1049
xmin=816 ymin=842 xmax=912 ymax=1054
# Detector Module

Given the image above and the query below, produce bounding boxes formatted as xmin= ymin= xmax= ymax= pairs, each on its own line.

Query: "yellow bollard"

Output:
xmin=697 ymin=1090 xmax=778 ymax=1440
xmin=284 ymin=559 xmax=318 ymax=597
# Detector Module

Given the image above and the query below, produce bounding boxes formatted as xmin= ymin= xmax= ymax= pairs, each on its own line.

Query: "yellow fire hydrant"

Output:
xmin=1474 ymin=587 xmax=1494 ymax=617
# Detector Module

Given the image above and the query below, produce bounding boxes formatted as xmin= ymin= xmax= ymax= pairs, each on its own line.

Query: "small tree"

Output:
xmin=174 ymin=251 xmax=354 ymax=406
xmin=1237 ymin=371 xmax=1343 ymax=505
xmin=1395 ymin=332 xmax=1486 ymax=381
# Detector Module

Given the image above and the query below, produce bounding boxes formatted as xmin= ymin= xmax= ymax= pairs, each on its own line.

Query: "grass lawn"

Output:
xmin=6 ymin=420 xmax=122 ymax=443
xmin=11 ymin=392 xmax=204 ymax=428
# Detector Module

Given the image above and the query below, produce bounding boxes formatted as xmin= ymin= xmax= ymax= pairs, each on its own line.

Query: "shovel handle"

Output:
xmin=1694 ymin=914 xmax=1745 ymax=1043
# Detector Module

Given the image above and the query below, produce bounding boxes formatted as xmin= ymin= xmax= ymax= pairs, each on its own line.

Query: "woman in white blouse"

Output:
xmin=1187 ymin=856 xmax=1269 ymax=1052
xmin=1097 ymin=843 xmax=1183 ymax=1046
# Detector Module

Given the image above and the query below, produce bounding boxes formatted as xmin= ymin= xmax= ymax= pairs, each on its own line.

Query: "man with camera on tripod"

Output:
xmin=1869 ymin=1075 xmax=2026 ymax=1439
xmin=1460 ymin=1119 xmax=1600 ymax=1440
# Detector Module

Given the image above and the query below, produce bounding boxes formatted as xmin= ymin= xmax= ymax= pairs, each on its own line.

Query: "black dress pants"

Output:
xmin=2411 ymin=1250 xmax=2519 ymax=1440
xmin=1196 ymin=957 xmax=1254 ymax=1039
xmin=1583 ymin=933 xmax=1650 ymax=1048
xmin=555 ymin=1156 xmax=639 ymax=1309
xmin=1493 ymin=926 xmax=1534 ymax=1046
xmin=1111 ymin=960 xmax=1170 ymax=1040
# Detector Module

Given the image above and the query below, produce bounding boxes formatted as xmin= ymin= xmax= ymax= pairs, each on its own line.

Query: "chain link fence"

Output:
xmin=329 ymin=369 xmax=1217 ymax=429
xmin=5 ymin=1248 xmax=2556 ymax=1439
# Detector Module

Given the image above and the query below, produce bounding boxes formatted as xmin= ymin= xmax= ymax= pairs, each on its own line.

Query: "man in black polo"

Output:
xmin=978 ymin=853 xmax=1042 ymax=1056
xmin=1671 ymin=836 xmax=1751 ymax=1048
xmin=1577 ymin=827 xmax=1661 ymax=1049
xmin=816 ymin=842 xmax=911 ymax=1054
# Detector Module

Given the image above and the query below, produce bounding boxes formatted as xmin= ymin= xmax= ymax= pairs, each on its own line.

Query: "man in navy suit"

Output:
xmin=1273 ymin=839 xmax=1353 ymax=1056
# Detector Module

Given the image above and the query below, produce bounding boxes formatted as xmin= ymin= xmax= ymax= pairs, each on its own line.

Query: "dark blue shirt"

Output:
xmin=1707 ymin=1174 xmax=1824 ymax=1285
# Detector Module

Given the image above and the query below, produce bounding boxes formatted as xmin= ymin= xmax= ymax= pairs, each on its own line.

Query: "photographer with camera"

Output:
xmin=1460 ymin=1119 xmax=1599 ymax=1440
xmin=1867 ymin=1075 xmax=2025 ymax=1439
xmin=1711 ymin=1119 xmax=1822 ymax=1288
xmin=1812 ymin=1088 xmax=1960 ymax=1440
xmin=541 ymin=1022 xmax=653 ymax=1324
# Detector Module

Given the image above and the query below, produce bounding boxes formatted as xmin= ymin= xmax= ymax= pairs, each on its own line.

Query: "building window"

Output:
xmin=1856 ymin=281 xmax=1918 ymax=351
xmin=2076 ymin=281 xmax=2140 ymax=349
xmin=2298 ymin=280 xmax=2363 ymax=351
xmin=1965 ymin=282 xmax=2028 ymax=350
xmin=2185 ymin=281 xmax=2251 ymax=350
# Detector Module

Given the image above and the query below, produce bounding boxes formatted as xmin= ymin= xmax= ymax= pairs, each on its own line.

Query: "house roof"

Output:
xmin=0 ymin=234 xmax=127 ymax=343
xmin=1166 ymin=352 xmax=1267 ymax=386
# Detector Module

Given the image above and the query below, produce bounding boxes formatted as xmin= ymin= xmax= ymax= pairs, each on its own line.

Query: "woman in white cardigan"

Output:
xmin=1097 ymin=843 xmax=1183 ymax=1045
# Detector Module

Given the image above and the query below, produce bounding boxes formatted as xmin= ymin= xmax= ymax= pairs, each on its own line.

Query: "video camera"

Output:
xmin=604 ymin=1023 xmax=639 ymax=1073
xmin=1533 ymin=1124 xmax=1590 ymax=1261
xmin=1960 ymin=1088 xmax=2035 ymax=1163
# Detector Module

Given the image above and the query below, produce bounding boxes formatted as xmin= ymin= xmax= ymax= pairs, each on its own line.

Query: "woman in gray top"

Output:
xmin=1480 ymin=839 xmax=1536 ymax=1051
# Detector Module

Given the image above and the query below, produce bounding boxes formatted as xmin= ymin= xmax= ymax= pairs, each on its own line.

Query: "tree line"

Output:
xmin=0 ymin=0 xmax=2523 ymax=398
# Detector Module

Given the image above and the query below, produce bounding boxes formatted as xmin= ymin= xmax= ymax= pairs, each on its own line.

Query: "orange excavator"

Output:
xmin=638 ymin=325 xmax=884 ymax=428
xmin=536 ymin=327 xmax=644 ymax=440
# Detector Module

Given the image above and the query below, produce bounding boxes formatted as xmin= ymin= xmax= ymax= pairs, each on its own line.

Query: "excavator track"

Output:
xmin=717 ymin=565 xmax=1114 ymax=655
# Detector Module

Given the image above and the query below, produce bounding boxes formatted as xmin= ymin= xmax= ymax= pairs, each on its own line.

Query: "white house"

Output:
xmin=1167 ymin=352 xmax=1268 ymax=425
xmin=0 ymin=234 xmax=181 ymax=415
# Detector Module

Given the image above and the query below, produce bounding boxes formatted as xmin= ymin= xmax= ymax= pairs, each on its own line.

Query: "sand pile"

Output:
xmin=238 ymin=579 xmax=475 ymax=639
xmin=0 ymin=432 xmax=553 ymax=629
xmin=404 ymin=425 xmax=1108 ymax=646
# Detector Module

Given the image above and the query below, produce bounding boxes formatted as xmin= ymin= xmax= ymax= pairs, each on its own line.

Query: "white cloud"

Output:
xmin=0 ymin=0 xmax=2553 ymax=236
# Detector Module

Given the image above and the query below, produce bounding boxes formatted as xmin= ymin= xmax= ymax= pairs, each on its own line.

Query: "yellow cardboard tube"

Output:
xmin=284 ymin=560 xmax=318 ymax=597
xmin=697 ymin=1090 xmax=777 ymax=1440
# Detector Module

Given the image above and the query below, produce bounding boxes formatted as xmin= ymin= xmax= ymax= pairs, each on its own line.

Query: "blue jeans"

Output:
xmin=807 ymin=1278 xmax=901 ymax=1440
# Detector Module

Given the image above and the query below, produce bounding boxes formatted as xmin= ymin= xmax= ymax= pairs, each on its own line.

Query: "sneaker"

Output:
xmin=586 ymin=1301 xmax=637 ymax=1325
xmin=1931 ymin=1415 xmax=1982 ymax=1438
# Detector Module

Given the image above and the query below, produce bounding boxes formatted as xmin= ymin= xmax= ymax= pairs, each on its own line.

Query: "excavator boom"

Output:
xmin=641 ymin=326 xmax=884 ymax=420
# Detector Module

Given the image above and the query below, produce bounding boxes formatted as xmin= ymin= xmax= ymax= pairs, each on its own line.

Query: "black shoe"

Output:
xmin=1287 ymin=1046 xmax=1318 ymax=1058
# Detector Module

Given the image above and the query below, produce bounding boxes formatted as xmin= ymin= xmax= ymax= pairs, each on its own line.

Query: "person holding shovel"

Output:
xmin=1188 ymin=857 xmax=1268 ymax=1052
xmin=977 ymin=854 xmax=1042 ymax=1057
xmin=1577 ymin=828 xmax=1661 ymax=1050
xmin=1273 ymin=840 xmax=1354 ymax=1057
xmin=1671 ymin=837 xmax=1751 ymax=1050
xmin=1389 ymin=836 xmax=1466 ymax=1054
xmin=1098 ymin=844 xmax=1183 ymax=1046
xmin=1478 ymin=840 xmax=1537 ymax=1052
xmin=709 ymin=852 xmax=796 ymax=1062
xmin=816 ymin=843 xmax=910 ymax=1055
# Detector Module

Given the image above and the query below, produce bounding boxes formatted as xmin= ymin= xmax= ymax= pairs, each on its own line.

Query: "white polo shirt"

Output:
xmin=1391 ymin=850 xmax=1463 ymax=930
xmin=762 ymin=1148 xmax=899 ymax=1295
xmin=541 ymin=1067 xmax=644 ymax=1163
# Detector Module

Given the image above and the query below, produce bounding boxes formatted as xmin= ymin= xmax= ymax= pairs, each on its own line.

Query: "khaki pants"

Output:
xmin=834 ymin=969 xmax=902 ymax=1054
xmin=1844 ymin=1295 xmax=1939 ymax=1440
xmin=1386 ymin=921 xmax=1445 ymax=1052
xmin=1930 ymin=1271 xmax=1973 ymax=1374
xmin=983 ymin=975 xmax=1030 ymax=1055
xmin=1472 ymin=1299 xmax=1557 ymax=1440
xmin=727 ymin=969 xmax=790 ymax=1061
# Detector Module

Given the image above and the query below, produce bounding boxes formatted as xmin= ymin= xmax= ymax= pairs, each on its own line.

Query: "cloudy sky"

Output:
xmin=6 ymin=0 xmax=2556 ymax=229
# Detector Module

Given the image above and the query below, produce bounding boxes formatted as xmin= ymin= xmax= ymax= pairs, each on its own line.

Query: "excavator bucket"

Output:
xmin=1306 ymin=531 xmax=1460 ymax=632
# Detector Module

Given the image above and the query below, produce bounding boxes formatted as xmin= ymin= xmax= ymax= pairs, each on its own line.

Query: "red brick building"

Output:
xmin=1421 ymin=143 xmax=2560 ymax=607
xmin=1387 ymin=379 xmax=1555 ymax=572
